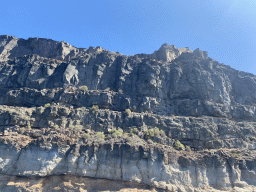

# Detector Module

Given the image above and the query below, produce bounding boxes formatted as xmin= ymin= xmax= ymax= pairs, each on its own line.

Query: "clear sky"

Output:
xmin=1 ymin=0 xmax=256 ymax=74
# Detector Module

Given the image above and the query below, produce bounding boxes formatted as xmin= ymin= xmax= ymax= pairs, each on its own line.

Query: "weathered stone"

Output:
xmin=1 ymin=35 xmax=256 ymax=191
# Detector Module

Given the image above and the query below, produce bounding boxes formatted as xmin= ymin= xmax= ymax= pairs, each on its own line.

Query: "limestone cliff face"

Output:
xmin=0 ymin=35 xmax=256 ymax=191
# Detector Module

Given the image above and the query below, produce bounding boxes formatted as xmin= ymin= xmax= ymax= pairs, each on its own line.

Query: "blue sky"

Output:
xmin=1 ymin=0 xmax=256 ymax=74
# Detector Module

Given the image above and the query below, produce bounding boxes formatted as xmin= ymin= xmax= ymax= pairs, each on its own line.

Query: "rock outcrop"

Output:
xmin=0 ymin=35 xmax=256 ymax=191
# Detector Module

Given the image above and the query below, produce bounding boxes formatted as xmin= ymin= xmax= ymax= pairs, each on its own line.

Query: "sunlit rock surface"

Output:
xmin=0 ymin=35 xmax=256 ymax=191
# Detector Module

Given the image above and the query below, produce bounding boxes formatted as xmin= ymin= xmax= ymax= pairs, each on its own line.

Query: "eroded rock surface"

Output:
xmin=0 ymin=130 xmax=255 ymax=192
xmin=0 ymin=35 xmax=256 ymax=191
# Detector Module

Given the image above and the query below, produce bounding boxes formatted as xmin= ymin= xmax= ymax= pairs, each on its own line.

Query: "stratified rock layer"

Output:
xmin=0 ymin=35 xmax=256 ymax=191
xmin=0 ymin=133 xmax=255 ymax=192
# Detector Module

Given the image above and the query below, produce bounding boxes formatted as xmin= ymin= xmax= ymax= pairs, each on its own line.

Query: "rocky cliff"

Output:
xmin=0 ymin=35 xmax=256 ymax=191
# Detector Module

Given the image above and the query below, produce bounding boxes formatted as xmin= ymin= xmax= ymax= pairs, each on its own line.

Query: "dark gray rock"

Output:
xmin=1 ymin=35 xmax=256 ymax=191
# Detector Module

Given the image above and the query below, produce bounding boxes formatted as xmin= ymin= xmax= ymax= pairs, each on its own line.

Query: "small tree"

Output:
xmin=174 ymin=140 xmax=185 ymax=150
xmin=96 ymin=132 xmax=105 ymax=141
xmin=79 ymin=85 xmax=88 ymax=91
xmin=125 ymin=109 xmax=132 ymax=117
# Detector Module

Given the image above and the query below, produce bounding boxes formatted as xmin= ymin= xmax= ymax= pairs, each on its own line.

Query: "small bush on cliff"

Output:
xmin=44 ymin=103 xmax=51 ymax=107
xmin=108 ymin=128 xmax=116 ymax=134
xmin=108 ymin=128 xmax=123 ymax=138
xmin=147 ymin=139 xmax=154 ymax=144
xmin=90 ymin=105 xmax=99 ymax=114
xmin=125 ymin=109 xmax=132 ymax=117
xmin=130 ymin=128 xmax=138 ymax=136
xmin=95 ymin=132 xmax=105 ymax=141
xmin=74 ymin=125 xmax=83 ymax=130
xmin=115 ymin=129 xmax=123 ymax=137
xmin=174 ymin=140 xmax=185 ymax=150
xmin=145 ymin=129 xmax=154 ymax=138
xmin=145 ymin=127 xmax=160 ymax=138
xmin=159 ymin=130 xmax=166 ymax=137
xmin=125 ymin=136 xmax=133 ymax=143
xmin=153 ymin=127 xmax=160 ymax=135
xmin=131 ymin=128 xmax=138 ymax=134
xmin=82 ymin=133 xmax=90 ymax=140
xmin=233 ymin=153 xmax=239 ymax=157
xmin=27 ymin=125 xmax=31 ymax=129
xmin=79 ymin=85 xmax=88 ymax=91
xmin=185 ymin=145 xmax=191 ymax=152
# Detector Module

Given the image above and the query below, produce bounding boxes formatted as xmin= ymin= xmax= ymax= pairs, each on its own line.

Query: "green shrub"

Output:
xmin=130 ymin=128 xmax=138 ymax=135
xmin=233 ymin=153 xmax=239 ymax=157
xmin=145 ymin=127 xmax=160 ymax=138
xmin=109 ymin=128 xmax=123 ymax=138
xmin=44 ymin=103 xmax=51 ymax=107
xmin=112 ymin=132 xmax=117 ymax=139
xmin=105 ymin=87 xmax=110 ymax=91
xmin=123 ymin=132 xmax=129 ymax=136
xmin=159 ymin=130 xmax=166 ymax=137
xmin=108 ymin=128 xmax=116 ymax=134
xmin=27 ymin=125 xmax=31 ymax=129
xmin=185 ymin=145 xmax=191 ymax=152
xmin=145 ymin=129 xmax=155 ymax=138
xmin=74 ymin=125 xmax=83 ymax=130
xmin=125 ymin=109 xmax=132 ymax=117
xmin=81 ymin=107 xmax=86 ymax=110
xmin=90 ymin=105 xmax=99 ymax=114
xmin=79 ymin=85 xmax=88 ymax=91
xmin=96 ymin=132 xmax=105 ymax=141
xmin=115 ymin=129 xmax=123 ymax=137
xmin=82 ymin=133 xmax=90 ymax=140
xmin=174 ymin=140 xmax=185 ymax=150
xmin=54 ymin=125 xmax=58 ymax=129
xmin=153 ymin=127 xmax=160 ymax=136
xmin=125 ymin=137 xmax=133 ymax=143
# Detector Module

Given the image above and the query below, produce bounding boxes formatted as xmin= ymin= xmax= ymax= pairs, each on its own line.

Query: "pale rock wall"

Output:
xmin=0 ymin=143 xmax=255 ymax=192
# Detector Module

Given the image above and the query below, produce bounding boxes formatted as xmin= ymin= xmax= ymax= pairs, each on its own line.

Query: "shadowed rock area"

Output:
xmin=0 ymin=35 xmax=256 ymax=191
